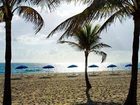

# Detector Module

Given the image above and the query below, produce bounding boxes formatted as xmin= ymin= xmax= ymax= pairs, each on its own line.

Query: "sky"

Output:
xmin=0 ymin=2 xmax=137 ymax=64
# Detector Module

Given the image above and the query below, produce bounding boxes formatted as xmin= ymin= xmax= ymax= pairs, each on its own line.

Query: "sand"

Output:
xmin=0 ymin=71 xmax=140 ymax=105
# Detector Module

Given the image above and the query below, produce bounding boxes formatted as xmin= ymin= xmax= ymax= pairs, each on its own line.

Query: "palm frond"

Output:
xmin=48 ymin=0 xmax=125 ymax=38
xmin=19 ymin=0 xmax=94 ymax=11
xmin=16 ymin=6 xmax=44 ymax=33
xmin=47 ymin=1 xmax=99 ymax=38
xmin=93 ymin=50 xmax=107 ymax=62
xmin=48 ymin=0 xmax=136 ymax=40
xmin=75 ymin=27 xmax=92 ymax=49
xmin=91 ymin=24 xmax=100 ymax=35
xmin=59 ymin=40 xmax=83 ymax=51
xmin=84 ymin=23 xmax=92 ymax=36
xmin=89 ymin=34 xmax=100 ymax=45
xmin=23 ymin=0 xmax=60 ymax=10
xmin=59 ymin=23 xmax=110 ymax=63
xmin=100 ymin=51 xmax=107 ymax=63
xmin=91 ymin=43 xmax=111 ymax=50
xmin=63 ymin=0 xmax=93 ymax=4
xmin=84 ymin=24 xmax=101 ymax=48
xmin=124 ymin=1 xmax=135 ymax=8
xmin=97 ymin=7 xmax=131 ymax=34
xmin=9 ymin=0 xmax=27 ymax=6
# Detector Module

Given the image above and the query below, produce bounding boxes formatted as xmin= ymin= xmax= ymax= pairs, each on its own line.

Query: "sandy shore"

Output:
xmin=0 ymin=71 xmax=140 ymax=105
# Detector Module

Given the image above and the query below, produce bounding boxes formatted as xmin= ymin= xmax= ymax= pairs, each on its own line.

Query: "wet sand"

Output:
xmin=0 ymin=71 xmax=140 ymax=105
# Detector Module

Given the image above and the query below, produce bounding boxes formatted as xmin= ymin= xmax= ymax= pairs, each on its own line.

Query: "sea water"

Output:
xmin=0 ymin=62 xmax=139 ymax=74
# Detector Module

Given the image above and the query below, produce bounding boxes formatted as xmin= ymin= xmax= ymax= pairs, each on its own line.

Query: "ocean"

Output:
xmin=0 ymin=62 xmax=139 ymax=74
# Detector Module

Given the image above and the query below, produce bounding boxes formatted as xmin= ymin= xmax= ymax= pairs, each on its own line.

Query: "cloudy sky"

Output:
xmin=0 ymin=2 xmax=136 ymax=64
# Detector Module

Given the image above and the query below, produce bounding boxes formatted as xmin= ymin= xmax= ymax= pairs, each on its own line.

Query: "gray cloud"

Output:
xmin=0 ymin=2 xmax=138 ymax=63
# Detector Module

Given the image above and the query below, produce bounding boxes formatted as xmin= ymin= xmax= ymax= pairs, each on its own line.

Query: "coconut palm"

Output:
xmin=48 ymin=0 xmax=140 ymax=104
xmin=0 ymin=0 xmax=59 ymax=104
xmin=0 ymin=1 xmax=80 ymax=104
xmin=60 ymin=23 xmax=111 ymax=97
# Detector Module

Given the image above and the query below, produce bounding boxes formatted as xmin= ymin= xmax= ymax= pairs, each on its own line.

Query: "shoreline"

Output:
xmin=0 ymin=69 xmax=136 ymax=75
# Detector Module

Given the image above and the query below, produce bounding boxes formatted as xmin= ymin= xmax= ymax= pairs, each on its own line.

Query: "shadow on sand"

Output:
xmin=76 ymin=101 xmax=121 ymax=105
xmin=76 ymin=88 xmax=121 ymax=105
xmin=11 ymin=77 xmax=21 ymax=80
xmin=39 ymin=76 xmax=51 ymax=79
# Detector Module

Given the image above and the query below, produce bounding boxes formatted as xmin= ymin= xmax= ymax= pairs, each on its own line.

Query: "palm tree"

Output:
xmin=60 ymin=23 xmax=110 ymax=97
xmin=0 ymin=1 xmax=79 ymax=104
xmin=0 ymin=0 xmax=57 ymax=104
xmin=48 ymin=1 xmax=140 ymax=104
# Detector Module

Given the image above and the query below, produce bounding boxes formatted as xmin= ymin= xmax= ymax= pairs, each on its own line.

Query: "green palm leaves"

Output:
xmin=48 ymin=0 xmax=139 ymax=38
xmin=60 ymin=23 xmax=111 ymax=62
xmin=0 ymin=1 xmax=45 ymax=33
xmin=16 ymin=6 xmax=44 ymax=33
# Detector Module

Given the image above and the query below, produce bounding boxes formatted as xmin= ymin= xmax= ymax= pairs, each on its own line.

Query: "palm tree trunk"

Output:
xmin=3 ymin=20 xmax=12 ymax=105
xmin=124 ymin=14 xmax=140 ymax=105
xmin=84 ymin=51 xmax=91 ymax=91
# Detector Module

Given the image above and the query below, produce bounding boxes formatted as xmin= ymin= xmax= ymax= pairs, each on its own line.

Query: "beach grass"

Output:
xmin=0 ymin=71 xmax=140 ymax=105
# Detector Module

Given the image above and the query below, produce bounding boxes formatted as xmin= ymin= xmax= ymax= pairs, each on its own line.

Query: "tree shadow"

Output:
xmin=11 ymin=77 xmax=21 ymax=80
xmin=39 ymin=76 xmax=51 ymax=79
xmin=76 ymin=88 xmax=121 ymax=105
xmin=85 ymin=88 xmax=94 ymax=105
xmin=76 ymin=101 xmax=121 ymax=105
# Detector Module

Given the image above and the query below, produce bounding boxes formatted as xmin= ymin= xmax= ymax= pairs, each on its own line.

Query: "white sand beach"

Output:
xmin=0 ymin=71 xmax=139 ymax=105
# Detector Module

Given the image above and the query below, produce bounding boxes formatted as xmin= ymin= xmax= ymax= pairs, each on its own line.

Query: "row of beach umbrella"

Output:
xmin=89 ymin=64 xmax=132 ymax=68
xmin=67 ymin=64 xmax=132 ymax=68
xmin=15 ymin=65 xmax=55 ymax=73
xmin=15 ymin=64 xmax=132 ymax=70
xmin=15 ymin=64 xmax=78 ymax=70
xmin=15 ymin=65 xmax=55 ymax=70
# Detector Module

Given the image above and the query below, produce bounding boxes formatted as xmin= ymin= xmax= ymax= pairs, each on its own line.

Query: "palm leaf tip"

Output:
xmin=59 ymin=41 xmax=65 ymax=44
xmin=26 ymin=0 xmax=60 ymax=10
xmin=101 ymin=51 xmax=107 ymax=63
xmin=16 ymin=6 xmax=44 ymax=33
xmin=101 ymin=43 xmax=111 ymax=48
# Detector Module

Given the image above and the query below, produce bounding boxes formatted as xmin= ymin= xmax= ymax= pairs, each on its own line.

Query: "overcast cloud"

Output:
xmin=0 ymin=2 xmax=137 ymax=63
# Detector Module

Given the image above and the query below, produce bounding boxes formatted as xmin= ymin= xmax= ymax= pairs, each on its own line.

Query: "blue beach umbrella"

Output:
xmin=125 ymin=64 xmax=132 ymax=67
xmin=107 ymin=64 xmax=117 ymax=73
xmin=88 ymin=64 xmax=98 ymax=68
xmin=42 ymin=65 xmax=54 ymax=69
xmin=67 ymin=65 xmax=78 ymax=68
xmin=42 ymin=65 xmax=55 ymax=74
xmin=15 ymin=65 xmax=28 ymax=74
xmin=88 ymin=64 xmax=99 ymax=74
xmin=16 ymin=65 xmax=28 ymax=69
xmin=107 ymin=64 xmax=117 ymax=68
xmin=125 ymin=64 xmax=132 ymax=71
